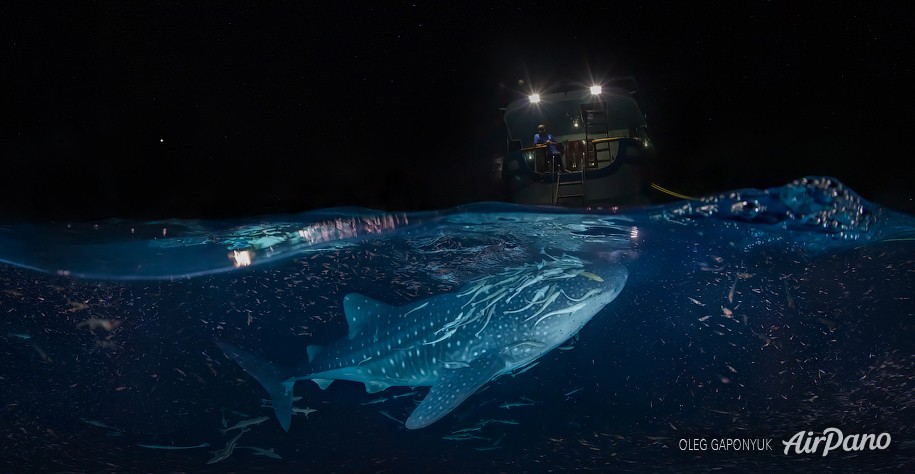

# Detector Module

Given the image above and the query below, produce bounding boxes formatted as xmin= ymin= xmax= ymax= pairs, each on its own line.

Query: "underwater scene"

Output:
xmin=1 ymin=176 xmax=913 ymax=472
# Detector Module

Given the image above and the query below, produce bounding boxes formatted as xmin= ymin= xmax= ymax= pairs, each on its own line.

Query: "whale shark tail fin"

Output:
xmin=214 ymin=340 xmax=296 ymax=432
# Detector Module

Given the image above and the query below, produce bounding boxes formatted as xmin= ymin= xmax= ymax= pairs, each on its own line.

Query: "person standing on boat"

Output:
xmin=534 ymin=124 xmax=567 ymax=172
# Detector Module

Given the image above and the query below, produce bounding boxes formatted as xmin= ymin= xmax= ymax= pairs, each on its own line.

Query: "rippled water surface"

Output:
xmin=1 ymin=177 xmax=913 ymax=472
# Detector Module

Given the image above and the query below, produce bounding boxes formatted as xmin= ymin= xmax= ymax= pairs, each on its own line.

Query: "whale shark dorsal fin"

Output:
xmin=405 ymin=352 xmax=505 ymax=430
xmin=306 ymin=345 xmax=323 ymax=362
xmin=342 ymin=293 xmax=397 ymax=340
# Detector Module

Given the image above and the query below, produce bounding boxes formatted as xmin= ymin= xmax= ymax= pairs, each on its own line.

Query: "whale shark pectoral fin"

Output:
xmin=405 ymin=352 xmax=505 ymax=430
xmin=214 ymin=340 xmax=295 ymax=432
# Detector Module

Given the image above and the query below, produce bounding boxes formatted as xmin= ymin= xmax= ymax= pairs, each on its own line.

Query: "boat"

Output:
xmin=501 ymin=77 xmax=654 ymax=207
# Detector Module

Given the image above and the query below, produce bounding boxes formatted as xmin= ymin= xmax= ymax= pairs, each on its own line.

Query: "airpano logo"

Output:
xmin=782 ymin=428 xmax=892 ymax=456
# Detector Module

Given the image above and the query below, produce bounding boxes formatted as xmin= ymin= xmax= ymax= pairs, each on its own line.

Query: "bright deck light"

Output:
xmin=529 ymin=94 xmax=540 ymax=103
xmin=590 ymin=85 xmax=602 ymax=95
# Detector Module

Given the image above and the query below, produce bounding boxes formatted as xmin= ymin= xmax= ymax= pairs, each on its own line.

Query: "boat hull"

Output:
xmin=503 ymin=137 xmax=651 ymax=207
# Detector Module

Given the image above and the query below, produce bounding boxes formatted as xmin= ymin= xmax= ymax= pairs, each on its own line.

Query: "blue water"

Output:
xmin=1 ymin=176 xmax=913 ymax=472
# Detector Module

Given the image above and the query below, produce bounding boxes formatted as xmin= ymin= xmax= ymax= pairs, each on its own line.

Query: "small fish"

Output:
xmin=94 ymin=340 xmax=118 ymax=351
xmin=137 ymin=442 xmax=211 ymax=450
xmin=66 ymin=301 xmax=90 ymax=312
xmin=292 ymin=407 xmax=317 ymax=418
xmin=80 ymin=417 xmax=120 ymax=431
xmin=220 ymin=416 xmax=269 ymax=434
xmin=510 ymin=361 xmax=540 ymax=377
xmin=443 ymin=433 xmax=489 ymax=441
xmin=563 ymin=388 xmax=583 ymax=398
xmin=451 ymin=426 xmax=484 ymax=434
xmin=76 ymin=318 xmax=121 ymax=331
xmin=476 ymin=433 xmax=507 ymax=451
xmin=728 ymin=278 xmax=738 ymax=303
xmin=483 ymin=419 xmax=519 ymax=425
xmin=378 ymin=410 xmax=405 ymax=424
xmin=784 ymin=284 xmax=796 ymax=309
xmin=237 ymin=446 xmax=282 ymax=459
xmin=579 ymin=271 xmax=604 ymax=282
xmin=31 ymin=344 xmax=52 ymax=363
xmin=7 ymin=332 xmax=31 ymax=340
xmin=261 ymin=396 xmax=302 ymax=407
xmin=360 ymin=397 xmax=389 ymax=406
xmin=393 ymin=391 xmax=419 ymax=399
xmin=499 ymin=401 xmax=535 ymax=409
xmin=207 ymin=428 xmax=249 ymax=464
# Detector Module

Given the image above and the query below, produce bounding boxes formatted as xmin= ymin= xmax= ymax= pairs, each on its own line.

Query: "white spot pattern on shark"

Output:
xmin=216 ymin=255 xmax=627 ymax=430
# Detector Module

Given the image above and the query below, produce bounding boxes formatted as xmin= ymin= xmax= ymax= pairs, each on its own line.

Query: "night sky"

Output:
xmin=3 ymin=2 xmax=913 ymax=220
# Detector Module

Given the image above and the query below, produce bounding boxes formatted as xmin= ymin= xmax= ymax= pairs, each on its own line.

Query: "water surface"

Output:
xmin=1 ymin=176 xmax=913 ymax=472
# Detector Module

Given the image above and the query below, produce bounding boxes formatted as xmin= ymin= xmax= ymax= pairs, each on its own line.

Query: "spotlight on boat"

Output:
xmin=590 ymin=85 xmax=602 ymax=95
xmin=529 ymin=93 xmax=540 ymax=104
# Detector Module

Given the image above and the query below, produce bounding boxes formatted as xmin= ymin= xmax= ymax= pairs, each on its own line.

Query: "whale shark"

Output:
xmin=216 ymin=254 xmax=627 ymax=430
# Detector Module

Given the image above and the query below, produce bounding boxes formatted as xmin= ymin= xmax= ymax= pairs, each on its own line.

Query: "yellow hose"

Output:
xmin=650 ymin=183 xmax=701 ymax=201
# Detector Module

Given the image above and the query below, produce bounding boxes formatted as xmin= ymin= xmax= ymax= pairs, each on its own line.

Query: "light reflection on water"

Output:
xmin=0 ymin=177 xmax=913 ymax=472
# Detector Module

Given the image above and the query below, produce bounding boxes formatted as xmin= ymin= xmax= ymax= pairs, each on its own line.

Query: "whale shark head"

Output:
xmin=494 ymin=258 xmax=628 ymax=366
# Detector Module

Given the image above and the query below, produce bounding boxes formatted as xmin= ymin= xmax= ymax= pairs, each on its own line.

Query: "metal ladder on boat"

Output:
xmin=552 ymin=103 xmax=612 ymax=206
xmin=553 ymin=107 xmax=610 ymax=207
xmin=551 ymin=163 xmax=585 ymax=205
xmin=582 ymin=102 xmax=613 ymax=168
xmin=552 ymin=103 xmax=615 ymax=206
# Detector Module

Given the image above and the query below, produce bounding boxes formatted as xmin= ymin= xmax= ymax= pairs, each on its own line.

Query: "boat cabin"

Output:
xmin=501 ymin=79 xmax=652 ymax=206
